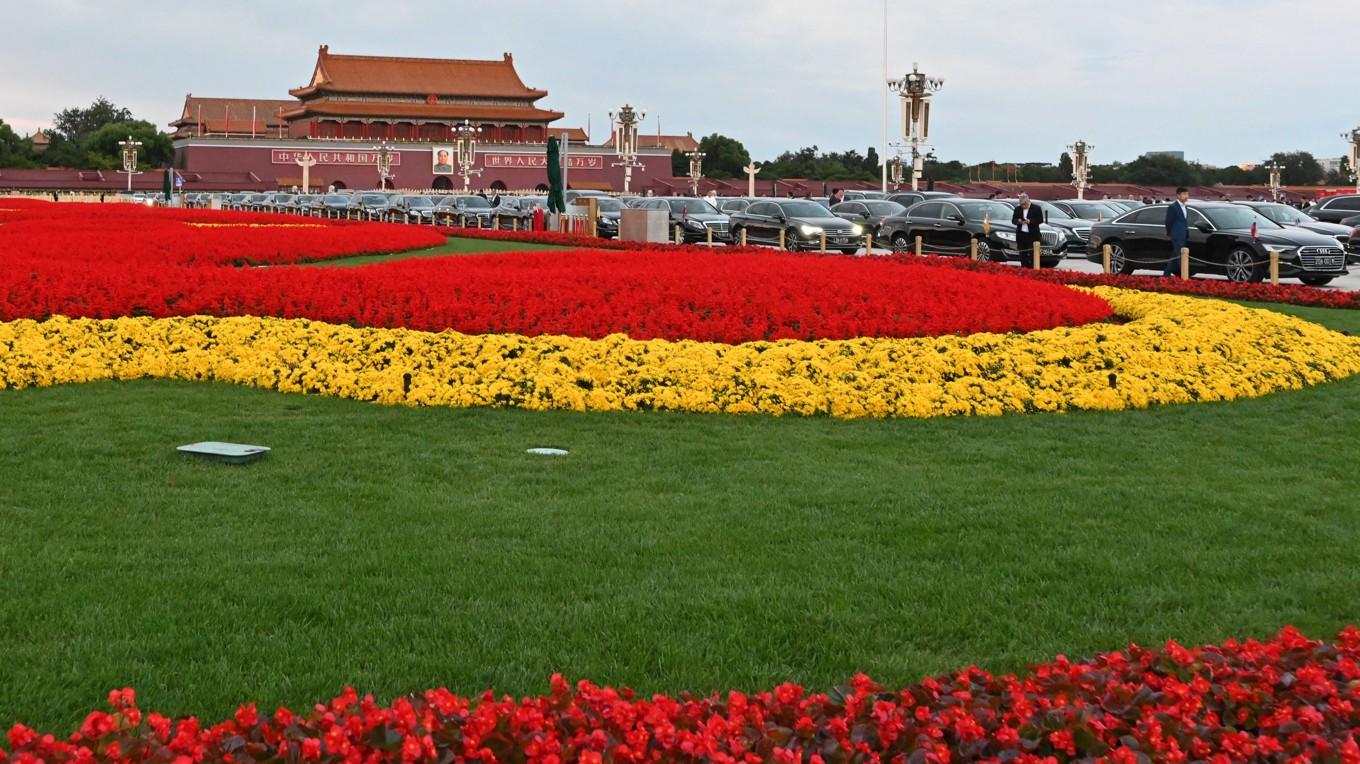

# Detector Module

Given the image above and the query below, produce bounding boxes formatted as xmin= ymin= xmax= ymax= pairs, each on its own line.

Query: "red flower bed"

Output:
xmin=7 ymin=627 xmax=1360 ymax=763
xmin=0 ymin=201 xmax=1112 ymax=341
xmin=0 ymin=199 xmax=444 ymax=267
xmin=437 ymin=225 xmax=1360 ymax=311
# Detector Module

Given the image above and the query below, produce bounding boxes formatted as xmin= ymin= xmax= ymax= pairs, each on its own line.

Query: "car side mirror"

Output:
xmin=1195 ymin=223 xmax=1212 ymax=233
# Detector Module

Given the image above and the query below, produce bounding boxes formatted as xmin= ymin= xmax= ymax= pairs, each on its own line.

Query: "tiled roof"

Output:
xmin=170 ymin=96 xmax=297 ymax=128
xmin=280 ymin=99 xmax=564 ymax=123
xmin=290 ymin=46 xmax=547 ymax=99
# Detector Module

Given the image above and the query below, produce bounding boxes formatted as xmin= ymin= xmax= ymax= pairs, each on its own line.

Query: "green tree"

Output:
xmin=81 ymin=120 xmax=173 ymax=170
xmin=671 ymin=148 xmax=687 ymax=176
xmin=1327 ymin=156 xmax=1353 ymax=186
xmin=1265 ymin=151 xmax=1323 ymax=186
xmin=696 ymin=133 xmax=750 ymax=179
xmin=53 ymin=97 xmax=133 ymax=145
xmin=1122 ymin=153 xmax=1203 ymax=186
xmin=0 ymin=119 xmax=39 ymax=168
xmin=863 ymin=146 xmax=880 ymax=175
xmin=1058 ymin=152 xmax=1073 ymax=180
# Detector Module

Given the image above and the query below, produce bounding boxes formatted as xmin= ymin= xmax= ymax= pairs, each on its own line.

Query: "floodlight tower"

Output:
xmin=609 ymin=104 xmax=645 ymax=194
xmin=453 ymin=120 xmax=482 ymax=192
xmin=118 ymin=136 xmax=143 ymax=192
xmin=888 ymin=63 xmax=943 ymax=191
xmin=1068 ymin=139 xmax=1094 ymax=200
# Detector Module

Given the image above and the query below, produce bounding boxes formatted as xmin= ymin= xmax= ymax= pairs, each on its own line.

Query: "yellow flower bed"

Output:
xmin=2 ymin=288 xmax=1357 ymax=418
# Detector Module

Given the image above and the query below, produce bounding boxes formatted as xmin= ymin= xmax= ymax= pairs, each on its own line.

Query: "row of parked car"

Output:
xmin=182 ymin=187 xmax=1360 ymax=284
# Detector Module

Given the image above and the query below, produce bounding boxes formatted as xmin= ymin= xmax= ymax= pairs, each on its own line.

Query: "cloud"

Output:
xmin=1 ymin=0 xmax=1353 ymax=166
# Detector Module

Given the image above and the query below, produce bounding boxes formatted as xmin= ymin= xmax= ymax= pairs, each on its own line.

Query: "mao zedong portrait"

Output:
xmin=433 ymin=149 xmax=453 ymax=174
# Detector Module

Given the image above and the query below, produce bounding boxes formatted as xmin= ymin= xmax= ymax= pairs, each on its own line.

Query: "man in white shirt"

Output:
xmin=1163 ymin=187 xmax=1191 ymax=277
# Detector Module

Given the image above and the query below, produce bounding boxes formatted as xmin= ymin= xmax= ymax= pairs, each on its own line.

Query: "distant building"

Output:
xmin=603 ymin=131 xmax=701 ymax=153
xmin=170 ymin=96 xmax=296 ymax=139
xmin=1142 ymin=150 xmax=1185 ymax=161
xmin=1320 ymin=156 xmax=1344 ymax=174
xmin=28 ymin=131 xmax=49 ymax=154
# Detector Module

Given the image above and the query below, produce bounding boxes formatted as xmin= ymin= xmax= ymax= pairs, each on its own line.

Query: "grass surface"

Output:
xmin=0 ymin=303 xmax=1358 ymax=730
xmin=311 ymin=236 xmax=564 ymax=268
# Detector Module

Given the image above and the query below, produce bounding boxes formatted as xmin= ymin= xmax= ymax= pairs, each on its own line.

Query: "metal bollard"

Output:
xmin=1102 ymin=244 xmax=1112 ymax=274
xmin=1032 ymin=241 xmax=1042 ymax=269
xmin=740 ymin=228 xmax=747 ymax=246
xmin=706 ymin=226 xmax=713 ymax=246
xmin=459 ymin=214 xmax=467 ymax=228
xmin=820 ymin=231 xmax=827 ymax=253
xmin=865 ymin=232 xmax=873 ymax=255
xmin=494 ymin=214 xmax=501 ymax=230
xmin=915 ymin=235 xmax=923 ymax=257
xmin=675 ymin=225 xmax=683 ymax=245
xmin=778 ymin=229 xmax=787 ymax=250
xmin=970 ymin=238 xmax=979 ymax=261
xmin=1180 ymin=247 xmax=1190 ymax=280
xmin=512 ymin=217 xmax=519 ymax=231
xmin=1270 ymin=251 xmax=1280 ymax=285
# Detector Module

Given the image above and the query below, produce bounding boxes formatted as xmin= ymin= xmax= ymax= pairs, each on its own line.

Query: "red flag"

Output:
xmin=1250 ymin=221 xmax=1258 ymax=240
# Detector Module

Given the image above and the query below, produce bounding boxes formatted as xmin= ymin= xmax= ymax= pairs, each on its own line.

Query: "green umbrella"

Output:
xmin=162 ymin=169 xmax=172 ymax=202
xmin=545 ymin=137 xmax=565 ymax=214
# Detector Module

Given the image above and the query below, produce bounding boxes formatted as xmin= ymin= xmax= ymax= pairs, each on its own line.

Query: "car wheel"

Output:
xmin=1106 ymin=242 xmax=1134 ymax=275
xmin=890 ymin=233 xmax=911 ymax=254
xmin=1224 ymin=246 xmax=1264 ymax=283
xmin=975 ymin=238 xmax=1003 ymax=263
xmin=1299 ymin=275 xmax=1334 ymax=287
xmin=727 ymin=226 xmax=744 ymax=246
xmin=784 ymin=229 xmax=801 ymax=251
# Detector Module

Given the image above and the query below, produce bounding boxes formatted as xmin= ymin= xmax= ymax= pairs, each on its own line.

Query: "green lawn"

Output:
xmin=311 ymin=236 xmax=565 ymax=268
xmin=1 ymin=300 xmax=1358 ymax=730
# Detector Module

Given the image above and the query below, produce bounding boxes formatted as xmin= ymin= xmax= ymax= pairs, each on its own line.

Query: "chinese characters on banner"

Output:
xmin=482 ymin=154 xmax=605 ymax=170
xmin=270 ymin=150 xmax=403 ymax=166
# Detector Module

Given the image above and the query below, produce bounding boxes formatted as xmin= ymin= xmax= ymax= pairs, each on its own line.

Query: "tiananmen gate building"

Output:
xmin=169 ymin=46 xmax=673 ymax=192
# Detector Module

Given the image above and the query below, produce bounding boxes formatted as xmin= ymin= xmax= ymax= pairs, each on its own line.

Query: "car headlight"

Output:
xmin=995 ymin=231 xmax=1017 ymax=242
xmin=850 ymin=224 xmax=864 ymax=235
xmin=799 ymin=224 xmax=823 ymax=236
xmin=683 ymin=220 xmax=704 ymax=230
xmin=1263 ymin=243 xmax=1298 ymax=258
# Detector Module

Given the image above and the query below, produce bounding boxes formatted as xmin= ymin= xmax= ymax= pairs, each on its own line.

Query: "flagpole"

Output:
xmin=252 ymin=105 xmax=257 ymax=138
xmin=880 ymin=0 xmax=888 ymax=193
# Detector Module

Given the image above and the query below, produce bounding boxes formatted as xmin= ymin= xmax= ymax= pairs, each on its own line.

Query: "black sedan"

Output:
xmin=1050 ymin=199 xmax=1126 ymax=223
xmin=726 ymin=199 xmax=865 ymax=253
xmin=876 ymin=198 xmax=1066 ymax=266
xmin=1087 ymin=202 xmax=1349 ymax=285
xmin=829 ymin=200 xmax=908 ymax=238
xmin=1237 ymin=202 xmax=1352 ymax=252
xmin=1305 ymin=194 xmax=1360 ymax=224
xmin=632 ymin=197 xmax=731 ymax=243
xmin=997 ymin=199 xmax=1096 ymax=253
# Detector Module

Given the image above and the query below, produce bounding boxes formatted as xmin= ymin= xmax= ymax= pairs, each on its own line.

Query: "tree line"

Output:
xmin=0 ymin=97 xmax=173 ymax=171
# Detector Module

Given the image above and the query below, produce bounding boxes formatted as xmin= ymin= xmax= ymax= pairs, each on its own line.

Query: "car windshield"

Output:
xmin=1070 ymin=203 xmax=1119 ymax=219
xmin=1255 ymin=204 xmax=1304 ymax=224
xmin=668 ymin=199 xmax=719 ymax=214
xmin=458 ymin=197 xmax=491 ymax=209
xmin=594 ymin=198 xmax=624 ymax=212
xmin=323 ymin=195 xmax=349 ymax=204
xmin=273 ymin=195 xmax=293 ymax=202
xmin=361 ymin=194 xmax=388 ymax=205
xmin=1032 ymin=201 xmax=1071 ymax=219
xmin=865 ymin=201 xmax=907 ymax=216
xmin=1203 ymin=207 xmax=1282 ymax=230
xmin=957 ymin=201 xmax=1015 ymax=222
xmin=404 ymin=196 xmax=434 ymax=206
xmin=777 ymin=201 xmax=831 ymax=217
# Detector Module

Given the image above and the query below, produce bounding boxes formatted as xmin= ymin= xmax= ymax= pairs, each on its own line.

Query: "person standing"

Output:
xmin=1163 ymin=187 xmax=1191 ymax=277
xmin=1011 ymin=193 xmax=1043 ymax=267
xmin=829 ymin=188 xmax=846 ymax=206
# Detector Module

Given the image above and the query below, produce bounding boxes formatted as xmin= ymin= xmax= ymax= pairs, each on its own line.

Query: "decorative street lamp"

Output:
xmin=453 ymin=120 xmax=482 ymax=192
xmin=1264 ymin=161 xmax=1284 ymax=201
xmin=686 ymin=150 xmax=706 ymax=196
xmin=373 ymin=142 xmax=396 ymax=190
xmin=118 ymin=136 xmax=143 ymax=192
xmin=1345 ymin=127 xmax=1360 ymax=193
xmin=888 ymin=63 xmax=943 ymax=192
xmin=609 ymin=103 xmax=645 ymax=194
xmin=1068 ymin=139 xmax=1094 ymax=200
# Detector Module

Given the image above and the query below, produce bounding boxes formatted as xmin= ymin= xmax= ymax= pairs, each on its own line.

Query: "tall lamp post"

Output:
xmin=118 ymin=136 xmax=143 ymax=192
xmin=373 ymin=142 xmax=396 ymax=190
xmin=888 ymin=63 xmax=943 ymax=192
xmin=1265 ymin=161 xmax=1284 ymax=201
xmin=453 ymin=120 xmax=482 ymax=192
xmin=1068 ymin=139 xmax=1094 ymax=200
xmin=609 ymin=104 xmax=645 ymax=194
xmin=888 ymin=151 xmax=906 ymax=190
xmin=1345 ymin=127 xmax=1360 ymax=193
xmin=686 ymin=150 xmax=706 ymax=196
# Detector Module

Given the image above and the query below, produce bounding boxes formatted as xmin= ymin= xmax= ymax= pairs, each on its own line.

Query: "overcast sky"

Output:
xmin=2 ymin=0 xmax=1355 ymax=167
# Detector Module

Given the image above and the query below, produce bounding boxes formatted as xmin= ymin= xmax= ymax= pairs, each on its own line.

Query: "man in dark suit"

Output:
xmin=1011 ymin=194 xmax=1043 ymax=267
xmin=1163 ymin=186 xmax=1191 ymax=277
